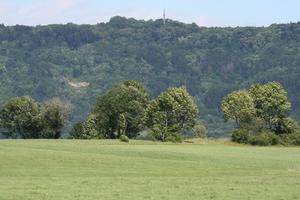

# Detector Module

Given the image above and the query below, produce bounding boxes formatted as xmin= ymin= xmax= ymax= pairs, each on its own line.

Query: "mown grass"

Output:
xmin=0 ymin=139 xmax=299 ymax=200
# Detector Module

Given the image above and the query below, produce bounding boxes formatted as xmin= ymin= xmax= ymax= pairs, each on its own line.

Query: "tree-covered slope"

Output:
xmin=1 ymin=17 xmax=300 ymax=137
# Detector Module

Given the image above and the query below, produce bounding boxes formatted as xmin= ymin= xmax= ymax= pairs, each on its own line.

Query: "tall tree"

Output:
xmin=0 ymin=97 xmax=69 ymax=139
xmin=144 ymin=87 xmax=198 ymax=141
xmin=221 ymin=90 xmax=256 ymax=128
xmin=40 ymin=98 xmax=71 ymax=139
xmin=221 ymin=82 xmax=297 ymax=137
xmin=0 ymin=96 xmax=41 ymax=138
xmin=249 ymin=82 xmax=295 ymax=134
xmin=92 ymin=80 xmax=149 ymax=139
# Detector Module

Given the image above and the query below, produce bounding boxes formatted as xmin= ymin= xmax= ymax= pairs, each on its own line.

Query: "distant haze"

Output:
xmin=1 ymin=0 xmax=300 ymax=27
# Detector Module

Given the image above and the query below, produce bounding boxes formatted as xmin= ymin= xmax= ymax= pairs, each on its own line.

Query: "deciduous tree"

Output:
xmin=221 ymin=90 xmax=256 ymax=128
xmin=144 ymin=87 xmax=198 ymax=141
xmin=249 ymin=82 xmax=294 ymax=133
xmin=92 ymin=80 xmax=149 ymax=139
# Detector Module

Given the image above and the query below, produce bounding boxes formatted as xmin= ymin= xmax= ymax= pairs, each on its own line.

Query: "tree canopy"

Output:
xmin=144 ymin=87 xmax=198 ymax=142
xmin=221 ymin=82 xmax=299 ymax=145
xmin=72 ymin=80 xmax=150 ymax=139
xmin=0 ymin=96 xmax=68 ymax=139
xmin=70 ymin=82 xmax=200 ymax=142
xmin=248 ymin=82 xmax=293 ymax=133
xmin=221 ymin=90 xmax=256 ymax=127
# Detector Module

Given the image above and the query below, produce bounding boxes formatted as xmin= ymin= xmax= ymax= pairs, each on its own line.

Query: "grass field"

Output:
xmin=0 ymin=139 xmax=300 ymax=200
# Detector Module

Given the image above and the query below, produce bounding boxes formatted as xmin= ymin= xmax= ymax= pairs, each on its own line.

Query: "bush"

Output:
xmin=231 ymin=128 xmax=250 ymax=144
xmin=166 ymin=133 xmax=183 ymax=143
xmin=249 ymin=133 xmax=270 ymax=146
xmin=136 ymin=130 xmax=156 ymax=141
xmin=192 ymin=123 xmax=207 ymax=138
xmin=270 ymin=134 xmax=281 ymax=145
xmin=293 ymin=134 xmax=300 ymax=145
xmin=283 ymin=131 xmax=300 ymax=145
xmin=69 ymin=123 xmax=84 ymax=139
xmin=231 ymin=128 xmax=284 ymax=146
xmin=120 ymin=135 xmax=129 ymax=142
xmin=249 ymin=132 xmax=280 ymax=146
xmin=231 ymin=127 xmax=300 ymax=146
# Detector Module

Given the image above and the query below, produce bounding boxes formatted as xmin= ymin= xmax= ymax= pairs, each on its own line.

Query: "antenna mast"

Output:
xmin=163 ymin=9 xmax=166 ymax=24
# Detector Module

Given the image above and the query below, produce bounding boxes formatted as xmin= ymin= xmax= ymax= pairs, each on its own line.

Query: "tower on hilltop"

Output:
xmin=163 ymin=9 xmax=166 ymax=24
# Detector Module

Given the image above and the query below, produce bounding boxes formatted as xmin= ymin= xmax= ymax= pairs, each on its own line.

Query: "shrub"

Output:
xmin=136 ymin=130 xmax=156 ymax=141
xmin=249 ymin=133 xmax=270 ymax=146
xmin=270 ymin=134 xmax=281 ymax=145
xmin=69 ymin=123 xmax=84 ymax=139
xmin=231 ymin=128 xmax=250 ymax=144
xmin=120 ymin=135 xmax=129 ymax=143
xmin=249 ymin=132 xmax=280 ymax=146
xmin=284 ymin=131 xmax=300 ymax=145
xmin=231 ymin=126 xmax=300 ymax=146
xmin=166 ymin=133 xmax=183 ymax=143
xmin=192 ymin=123 xmax=207 ymax=138
xmin=293 ymin=134 xmax=300 ymax=145
xmin=231 ymin=128 xmax=284 ymax=146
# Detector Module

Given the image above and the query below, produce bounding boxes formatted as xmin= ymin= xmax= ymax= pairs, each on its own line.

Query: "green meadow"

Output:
xmin=0 ymin=140 xmax=299 ymax=200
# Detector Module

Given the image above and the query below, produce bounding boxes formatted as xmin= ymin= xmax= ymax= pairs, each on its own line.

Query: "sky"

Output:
xmin=0 ymin=0 xmax=300 ymax=27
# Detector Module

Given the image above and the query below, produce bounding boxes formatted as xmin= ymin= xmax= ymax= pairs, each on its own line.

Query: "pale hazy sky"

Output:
xmin=1 ymin=0 xmax=300 ymax=27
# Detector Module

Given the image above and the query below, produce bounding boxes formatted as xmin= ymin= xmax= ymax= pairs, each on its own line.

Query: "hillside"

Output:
xmin=1 ymin=17 xmax=300 ymax=137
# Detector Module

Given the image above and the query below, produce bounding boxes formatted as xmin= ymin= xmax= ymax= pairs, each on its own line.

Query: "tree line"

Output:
xmin=0 ymin=80 xmax=207 ymax=142
xmin=1 ymin=79 xmax=299 ymax=145
xmin=69 ymin=80 xmax=204 ymax=142
xmin=0 ymin=97 xmax=70 ymax=139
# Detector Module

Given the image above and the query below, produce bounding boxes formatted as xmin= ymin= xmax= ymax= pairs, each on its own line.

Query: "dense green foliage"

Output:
xmin=0 ymin=97 xmax=41 ymax=138
xmin=70 ymin=80 xmax=150 ymax=139
xmin=192 ymin=122 xmax=208 ymax=138
xmin=231 ymin=128 xmax=300 ymax=146
xmin=0 ymin=97 xmax=67 ymax=138
xmin=2 ymin=18 xmax=300 ymax=136
xmin=248 ymin=82 xmax=295 ymax=134
xmin=119 ymin=134 xmax=129 ymax=142
xmin=71 ymin=82 xmax=199 ymax=142
xmin=144 ymin=87 xmax=198 ymax=142
xmin=69 ymin=114 xmax=98 ymax=139
xmin=1 ymin=140 xmax=300 ymax=200
xmin=221 ymin=90 xmax=256 ymax=128
xmin=221 ymin=82 xmax=299 ymax=145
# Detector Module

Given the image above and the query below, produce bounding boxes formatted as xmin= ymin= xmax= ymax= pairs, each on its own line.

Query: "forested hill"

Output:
xmin=1 ymin=16 xmax=300 ymax=137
